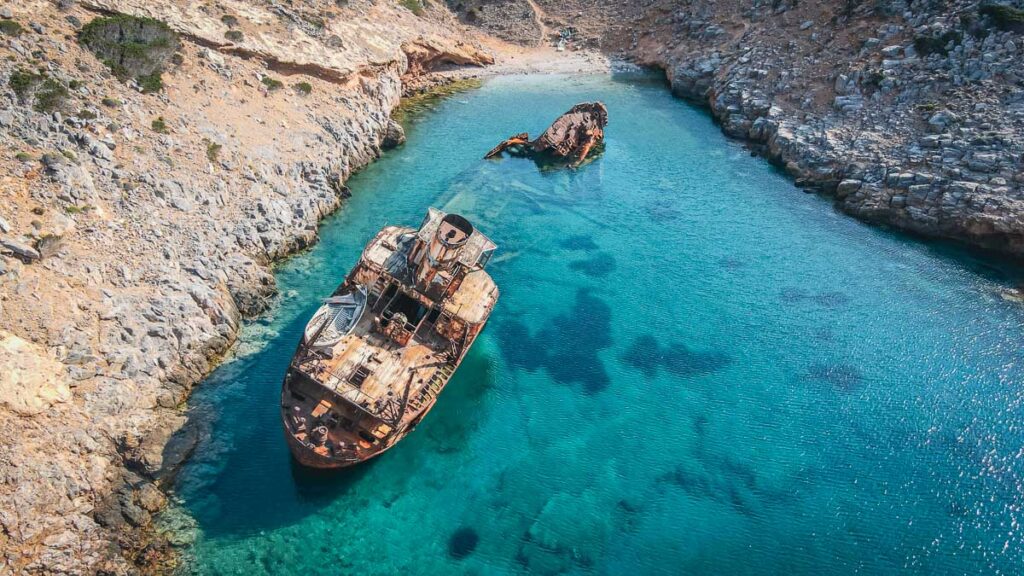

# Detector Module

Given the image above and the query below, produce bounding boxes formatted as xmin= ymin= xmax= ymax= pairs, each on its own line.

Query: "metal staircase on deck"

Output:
xmin=406 ymin=361 xmax=456 ymax=412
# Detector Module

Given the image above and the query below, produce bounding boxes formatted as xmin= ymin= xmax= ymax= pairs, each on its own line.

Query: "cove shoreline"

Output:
xmin=163 ymin=66 xmax=1024 ymax=575
xmin=29 ymin=33 xmax=1020 ymax=573
xmin=155 ymin=50 xmax=1024 ymax=570
xmin=115 ymin=47 xmax=616 ymax=573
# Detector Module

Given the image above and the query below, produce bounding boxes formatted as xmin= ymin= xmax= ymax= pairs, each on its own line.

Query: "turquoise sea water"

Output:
xmin=174 ymin=73 xmax=1024 ymax=575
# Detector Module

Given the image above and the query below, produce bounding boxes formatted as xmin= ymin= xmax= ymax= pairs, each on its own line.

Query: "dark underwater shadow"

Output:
xmin=496 ymin=288 xmax=614 ymax=394
xmin=173 ymin=301 xmax=379 ymax=537
xmin=288 ymin=456 xmax=378 ymax=504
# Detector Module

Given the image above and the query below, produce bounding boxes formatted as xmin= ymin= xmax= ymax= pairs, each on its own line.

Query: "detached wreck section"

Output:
xmin=486 ymin=101 xmax=608 ymax=167
xmin=281 ymin=209 xmax=498 ymax=468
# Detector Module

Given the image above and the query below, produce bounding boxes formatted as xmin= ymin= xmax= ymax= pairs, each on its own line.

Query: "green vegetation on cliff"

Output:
xmin=980 ymin=3 xmax=1024 ymax=32
xmin=400 ymin=0 xmax=426 ymax=16
xmin=9 ymin=69 xmax=70 ymax=113
xmin=0 ymin=19 xmax=24 ymax=36
xmin=392 ymin=78 xmax=482 ymax=123
xmin=261 ymin=76 xmax=284 ymax=91
xmin=78 ymin=14 xmax=180 ymax=93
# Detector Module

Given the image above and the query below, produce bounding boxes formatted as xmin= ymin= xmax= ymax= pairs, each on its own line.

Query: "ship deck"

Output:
xmin=295 ymin=310 xmax=446 ymax=420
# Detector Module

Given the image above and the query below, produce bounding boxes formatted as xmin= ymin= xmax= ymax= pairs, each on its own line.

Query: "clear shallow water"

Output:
xmin=174 ymin=73 xmax=1024 ymax=575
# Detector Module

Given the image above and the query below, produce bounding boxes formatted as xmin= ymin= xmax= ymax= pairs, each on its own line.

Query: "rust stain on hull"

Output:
xmin=281 ymin=209 xmax=498 ymax=469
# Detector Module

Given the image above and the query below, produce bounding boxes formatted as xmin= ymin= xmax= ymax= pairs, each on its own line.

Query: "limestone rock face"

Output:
xmin=0 ymin=0 xmax=493 ymax=572
xmin=0 ymin=331 xmax=72 ymax=416
xmin=83 ymin=0 xmax=492 ymax=82
xmin=450 ymin=0 xmax=545 ymax=46
xmin=402 ymin=36 xmax=494 ymax=77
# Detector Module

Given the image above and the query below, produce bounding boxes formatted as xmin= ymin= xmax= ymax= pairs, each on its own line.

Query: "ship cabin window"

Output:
xmin=477 ymin=248 xmax=495 ymax=269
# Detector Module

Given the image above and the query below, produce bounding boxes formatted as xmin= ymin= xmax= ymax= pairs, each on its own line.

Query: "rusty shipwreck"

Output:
xmin=281 ymin=209 xmax=499 ymax=468
xmin=485 ymin=101 xmax=608 ymax=167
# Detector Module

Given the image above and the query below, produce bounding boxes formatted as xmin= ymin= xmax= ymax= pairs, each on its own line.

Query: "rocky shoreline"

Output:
xmin=453 ymin=0 xmax=1024 ymax=258
xmin=635 ymin=0 xmax=1024 ymax=259
xmin=651 ymin=33 xmax=1024 ymax=258
xmin=0 ymin=1 xmax=492 ymax=573
xmin=4 ymin=0 xmax=1024 ymax=573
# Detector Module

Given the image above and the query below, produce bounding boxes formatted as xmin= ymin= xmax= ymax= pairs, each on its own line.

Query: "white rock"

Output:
xmin=0 ymin=331 xmax=72 ymax=416
xmin=881 ymin=45 xmax=903 ymax=57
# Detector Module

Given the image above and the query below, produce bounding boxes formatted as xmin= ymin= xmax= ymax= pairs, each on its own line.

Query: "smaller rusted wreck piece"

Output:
xmin=485 ymin=102 xmax=608 ymax=167
xmin=282 ymin=209 xmax=498 ymax=468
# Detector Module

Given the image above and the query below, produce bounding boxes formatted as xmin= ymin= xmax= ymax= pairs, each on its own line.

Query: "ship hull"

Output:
xmin=283 ymin=423 xmax=366 ymax=469
xmin=281 ymin=367 xmax=439 ymax=469
xmin=279 ymin=209 xmax=498 ymax=470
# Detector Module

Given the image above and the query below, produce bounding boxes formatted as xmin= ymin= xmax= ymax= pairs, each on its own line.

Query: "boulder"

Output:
xmin=381 ymin=118 xmax=406 ymax=149
xmin=836 ymin=179 xmax=863 ymax=198
xmin=0 ymin=238 xmax=41 ymax=263
xmin=927 ymin=110 xmax=958 ymax=133
xmin=135 ymin=482 xmax=166 ymax=512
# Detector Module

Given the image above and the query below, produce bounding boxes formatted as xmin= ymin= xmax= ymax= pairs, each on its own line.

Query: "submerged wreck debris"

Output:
xmin=485 ymin=101 xmax=608 ymax=167
xmin=281 ymin=209 xmax=499 ymax=468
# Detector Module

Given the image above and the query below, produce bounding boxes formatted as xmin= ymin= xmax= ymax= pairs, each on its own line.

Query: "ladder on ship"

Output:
xmin=436 ymin=305 xmax=470 ymax=363
xmin=407 ymin=361 xmax=456 ymax=412
xmin=368 ymin=275 xmax=389 ymax=310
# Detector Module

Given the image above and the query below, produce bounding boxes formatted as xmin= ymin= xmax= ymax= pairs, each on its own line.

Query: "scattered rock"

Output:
xmin=1 ymin=238 xmax=41 ymax=262
xmin=382 ymin=118 xmax=406 ymax=149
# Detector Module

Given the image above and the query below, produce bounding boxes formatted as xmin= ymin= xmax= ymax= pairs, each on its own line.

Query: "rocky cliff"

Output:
xmin=456 ymin=0 xmax=1024 ymax=256
xmin=4 ymin=0 xmax=1024 ymax=572
xmin=0 ymin=1 xmax=490 ymax=573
